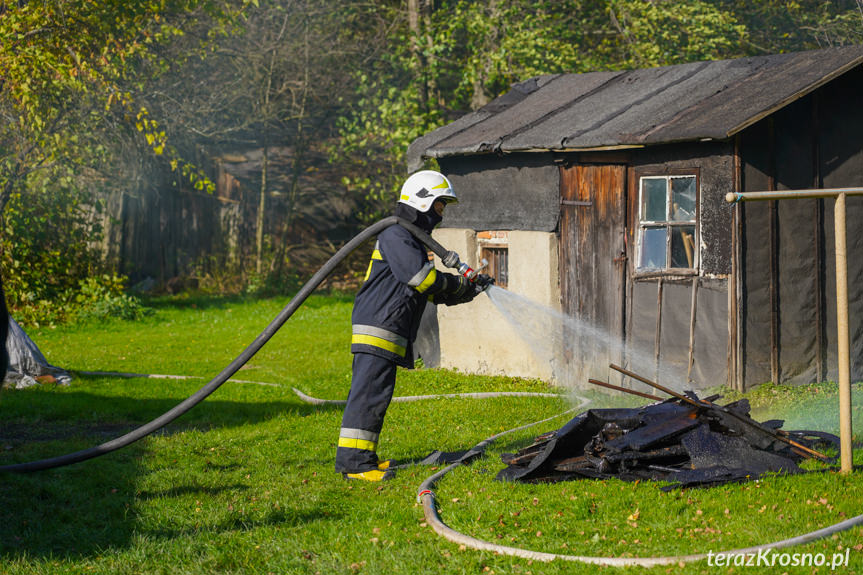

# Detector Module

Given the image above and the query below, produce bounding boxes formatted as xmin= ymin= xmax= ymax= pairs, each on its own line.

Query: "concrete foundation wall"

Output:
xmin=432 ymin=228 xmax=560 ymax=380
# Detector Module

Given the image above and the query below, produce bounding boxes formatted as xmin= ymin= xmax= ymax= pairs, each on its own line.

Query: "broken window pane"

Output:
xmin=639 ymin=227 xmax=666 ymax=269
xmin=670 ymin=176 xmax=696 ymax=222
xmin=641 ymin=178 xmax=666 ymax=222
xmin=670 ymin=225 xmax=696 ymax=268
xmin=637 ymin=174 xmax=698 ymax=272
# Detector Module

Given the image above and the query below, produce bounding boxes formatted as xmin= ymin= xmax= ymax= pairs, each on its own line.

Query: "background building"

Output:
xmin=410 ymin=45 xmax=863 ymax=392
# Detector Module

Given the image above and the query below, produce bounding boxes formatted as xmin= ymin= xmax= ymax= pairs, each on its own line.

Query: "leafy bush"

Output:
xmin=0 ymin=172 xmax=107 ymax=327
xmin=242 ymin=267 xmax=303 ymax=298
xmin=0 ymin=164 xmax=150 ymax=325
xmin=72 ymin=274 xmax=152 ymax=322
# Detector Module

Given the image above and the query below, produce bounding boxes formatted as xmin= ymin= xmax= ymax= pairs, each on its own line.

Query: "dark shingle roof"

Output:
xmin=408 ymin=46 xmax=863 ymax=171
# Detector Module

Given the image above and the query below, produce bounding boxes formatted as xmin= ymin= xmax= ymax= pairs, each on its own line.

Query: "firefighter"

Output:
xmin=336 ymin=170 xmax=489 ymax=481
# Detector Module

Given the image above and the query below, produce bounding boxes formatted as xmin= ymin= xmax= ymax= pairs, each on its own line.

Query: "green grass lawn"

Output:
xmin=1 ymin=293 xmax=862 ymax=574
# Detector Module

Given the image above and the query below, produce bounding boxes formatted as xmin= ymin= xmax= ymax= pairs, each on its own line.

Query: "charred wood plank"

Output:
xmin=501 ymin=442 xmax=552 ymax=466
xmin=609 ymin=363 xmax=831 ymax=461
xmin=603 ymin=412 xmax=700 ymax=452
xmin=602 ymin=444 xmax=688 ymax=464
xmin=552 ymin=455 xmax=592 ymax=471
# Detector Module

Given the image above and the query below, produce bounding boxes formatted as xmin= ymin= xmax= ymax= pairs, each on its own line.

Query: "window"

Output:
xmin=637 ymin=174 xmax=698 ymax=271
xmin=478 ymin=231 xmax=508 ymax=288
xmin=482 ymin=247 xmax=509 ymax=288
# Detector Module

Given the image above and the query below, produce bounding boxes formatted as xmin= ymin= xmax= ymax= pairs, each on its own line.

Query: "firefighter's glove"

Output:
xmin=434 ymin=274 xmax=475 ymax=306
xmin=452 ymin=275 xmax=476 ymax=304
xmin=473 ymin=274 xmax=494 ymax=294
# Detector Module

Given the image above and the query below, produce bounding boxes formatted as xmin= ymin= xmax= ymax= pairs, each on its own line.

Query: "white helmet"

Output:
xmin=399 ymin=170 xmax=457 ymax=213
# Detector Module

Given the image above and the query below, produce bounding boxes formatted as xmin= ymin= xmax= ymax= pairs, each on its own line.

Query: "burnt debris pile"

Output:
xmin=497 ymin=381 xmax=838 ymax=490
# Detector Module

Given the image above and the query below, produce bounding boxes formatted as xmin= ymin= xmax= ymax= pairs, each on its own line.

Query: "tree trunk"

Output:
xmin=255 ymin=39 xmax=279 ymax=276
xmin=470 ymin=1 xmax=499 ymax=110
xmin=407 ymin=0 xmax=434 ymax=115
xmin=277 ymin=12 xmax=311 ymax=276
xmin=256 ymin=144 xmax=268 ymax=275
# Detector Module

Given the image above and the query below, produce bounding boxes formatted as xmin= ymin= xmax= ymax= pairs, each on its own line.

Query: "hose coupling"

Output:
xmin=441 ymin=250 xmax=460 ymax=269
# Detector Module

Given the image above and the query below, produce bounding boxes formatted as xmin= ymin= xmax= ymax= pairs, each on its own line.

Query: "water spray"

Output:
xmin=485 ymin=286 xmax=691 ymax=391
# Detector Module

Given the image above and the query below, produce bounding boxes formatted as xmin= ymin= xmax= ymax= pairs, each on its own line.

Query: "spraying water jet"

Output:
xmin=485 ymin=285 xmax=691 ymax=392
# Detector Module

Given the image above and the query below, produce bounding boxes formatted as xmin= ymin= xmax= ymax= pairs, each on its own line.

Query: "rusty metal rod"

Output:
xmin=608 ymin=364 xmax=831 ymax=461
xmin=587 ymin=378 xmax=664 ymax=401
xmin=608 ymin=364 xmax=700 ymax=406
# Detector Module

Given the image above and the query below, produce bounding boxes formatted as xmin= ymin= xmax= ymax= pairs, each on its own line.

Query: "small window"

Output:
xmin=637 ymin=175 xmax=698 ymax=271
xmin=482 ymin=246 xmax=509 ymax=288
xmin=478 ymin=231 xmax=508 ymax=288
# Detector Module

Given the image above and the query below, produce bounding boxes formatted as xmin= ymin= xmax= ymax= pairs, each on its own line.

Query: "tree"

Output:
xmin=336 ymin=0 xmax=743 ymax=217
xmin=0 ymin=1 xmax=248 ymax=209
xmin=2 ymin=0 xmax=860 ymax=309
xmin=605 ymin=0 xmax=745 ymax=68
xmin=0 ymin=0 xmax=250 ymax=314
xmin=139 ymin=0 xmax=386 ymax=283
xmin=710 ymin=0 xmax=863 ymax=54
xmin=336 ymin=0 xmax=859 ymax=220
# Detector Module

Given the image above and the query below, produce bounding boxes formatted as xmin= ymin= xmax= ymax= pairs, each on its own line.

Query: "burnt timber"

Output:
xmin=497 ymin=389 xmax=838 ymax=489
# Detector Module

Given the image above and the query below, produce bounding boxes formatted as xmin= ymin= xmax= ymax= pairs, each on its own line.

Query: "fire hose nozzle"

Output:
xmin=457 ymin=258 xmax=488 ymax=282
xmin=457 ymin=261 xmax=475 ymax=279
xmin=441 ymin=249 xmax=488 ymax=285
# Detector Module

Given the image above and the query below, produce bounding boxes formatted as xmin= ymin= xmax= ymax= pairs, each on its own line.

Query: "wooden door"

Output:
xmin=559 ymin=164 xmax=627 ymax=385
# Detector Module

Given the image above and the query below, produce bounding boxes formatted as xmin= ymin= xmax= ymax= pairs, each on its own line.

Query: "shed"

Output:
xmin=408 ymin=45 xmax=863 ymax=391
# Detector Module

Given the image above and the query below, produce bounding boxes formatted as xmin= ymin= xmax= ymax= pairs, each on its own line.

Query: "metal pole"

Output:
xmin=727 ymin=187 xmax=857 ymax=473
xmin=726 ymin=188 xmax=863 ymax=202
xmin=835 ymin=193 xmax=853 ymax=473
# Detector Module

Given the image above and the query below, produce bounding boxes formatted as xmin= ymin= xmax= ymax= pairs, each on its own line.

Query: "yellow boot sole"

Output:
xmin=344 ymin=468 xmax=395 ymax=482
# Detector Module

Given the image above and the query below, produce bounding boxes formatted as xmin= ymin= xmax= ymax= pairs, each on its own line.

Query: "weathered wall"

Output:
xmin=741 ymin=66 xmax=863 ymax=388
xmin=431 ymin=227 xmax=560 ymax=381
xmin=439 ymin=154 xmax=560 ymax=232
xmin=626 ymin=277 xmax=729 ymax=391
xmin=431 ymin=143 xmax=734 ymax=389
xmin=97 ymin=157 xmax=243 ymax=286
xmin=626 ymin=142 xmax=733 ymax=389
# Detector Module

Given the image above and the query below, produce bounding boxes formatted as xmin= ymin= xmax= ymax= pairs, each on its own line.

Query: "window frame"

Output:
xmin=477 ymin=231 xmax=509 ymax=289
xmin=634 ymin=170 xmax=700 ymax=277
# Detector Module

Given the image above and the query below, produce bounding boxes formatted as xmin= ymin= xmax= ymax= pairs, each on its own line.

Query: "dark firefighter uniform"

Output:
xmin=335 ymin=223 xmax=473 ymax=474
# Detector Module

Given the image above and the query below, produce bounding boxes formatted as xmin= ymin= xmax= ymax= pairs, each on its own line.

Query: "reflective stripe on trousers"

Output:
xmin=338 ymin=428 xmax=379 ymax=452
xmin=335 ymin=353 xmax=398 ymax=473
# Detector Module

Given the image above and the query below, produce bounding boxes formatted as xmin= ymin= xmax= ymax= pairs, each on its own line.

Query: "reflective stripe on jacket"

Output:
xmin=351 ymin=225 xmax=451 ymax=367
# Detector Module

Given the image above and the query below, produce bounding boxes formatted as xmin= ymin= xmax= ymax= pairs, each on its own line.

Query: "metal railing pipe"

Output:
xmin=726 ymin=187 xmax=858 ymax=473
xmin=725 ymin=187 xmax=863 ymax=203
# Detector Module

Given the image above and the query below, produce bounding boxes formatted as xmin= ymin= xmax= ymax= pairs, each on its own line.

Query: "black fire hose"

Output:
xmin=0 ymin=217 xmax=452 ymax=473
